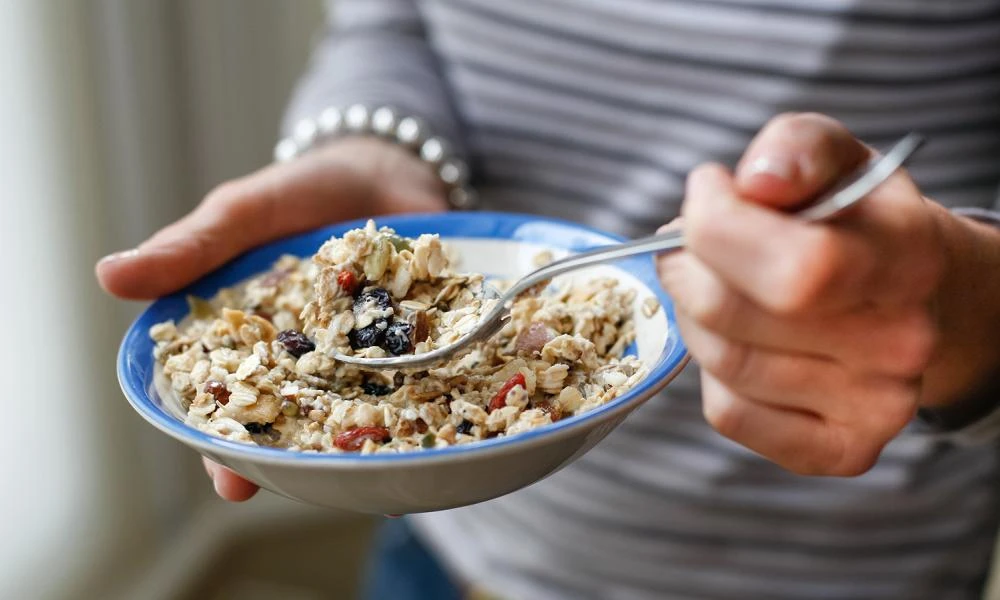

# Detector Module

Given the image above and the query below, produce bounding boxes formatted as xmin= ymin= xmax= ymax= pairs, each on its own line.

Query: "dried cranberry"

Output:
xmin=456 ymin=420 xmax=474 ymax=435
xmin=336 ymin=270 xmax=358 ymax=294
xmin=488 ymin=373 xmax=527 ymax=412
xmin=204 ymin=380 xmax=230 ymax=405
xmin=334 ymin=426 xmax=391 ymax=452
xmin=349 ymin=323 xmax=384 ymax=349
xmin=277 ymin=330 xmax=315 ymax=358
xmin=361 ymin=381 xmax=393 ymax=396
xmin=384 ymin=321 xmax=413 ymax=355
xmin=353 ymin=287 xmax=392 ymax=315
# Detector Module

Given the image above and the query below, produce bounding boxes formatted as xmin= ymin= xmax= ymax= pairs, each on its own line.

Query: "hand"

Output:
xmin=97 ymin=137 xmax=447 ymax=499
xmin=658 ymin=113 xmax=1000 ymax=476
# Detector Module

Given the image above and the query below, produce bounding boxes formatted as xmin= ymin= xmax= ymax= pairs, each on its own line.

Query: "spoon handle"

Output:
xmin=506 ymin=230 xmax=685 ymax=296
xmin=505 ymin=132 xmax=925 ymax=298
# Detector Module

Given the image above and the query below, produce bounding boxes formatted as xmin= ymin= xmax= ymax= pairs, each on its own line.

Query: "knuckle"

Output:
xmin=876 ymin=385 xmax=919 ymax=437
xmin=890 ymin=312 xmax=938 ymax=377
xmin=793 ymin=429 xmax=879 ymax=477
xmin=702 ymin=391 xmax=744 ymax=440
xmin=688 ymin=279 xmax=741 ymax=332
xmin=704 ymin=340 xmax=754 ymax=387
xmin=769 ymin=231 xmax=842 ymax=315
xmin=202 ymin=180 xmax=242 ymax=209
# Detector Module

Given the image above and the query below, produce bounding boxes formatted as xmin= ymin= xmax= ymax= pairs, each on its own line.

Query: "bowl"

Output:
xmin=118 ymin=212 xmax=689 ymax=514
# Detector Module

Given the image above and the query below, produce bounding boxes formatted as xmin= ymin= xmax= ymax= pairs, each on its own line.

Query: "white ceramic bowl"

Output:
xmin=118 ymin=212 xmax=689 ymax=514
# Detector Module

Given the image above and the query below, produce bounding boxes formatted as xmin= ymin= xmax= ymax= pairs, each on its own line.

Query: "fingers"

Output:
xmin=97 ymin=158 xmax=357 ymax=299
xmin=203 ymin=457 xmax=259 ymax=502
xmin=734 ymin=112 xmax=871 ymax=209
xmin=699 ymin=372 xmax=854 ymax=475
xmin=96 ymin=139 xmax=447 ymax=300
xmin=658 ymin=250 xmax=938 ymax=377
xmin=682 ymin=164 xmax=879 ymax=314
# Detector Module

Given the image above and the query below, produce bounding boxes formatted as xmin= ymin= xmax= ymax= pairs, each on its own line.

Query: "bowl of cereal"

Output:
xmin=118 ymin=212 xmax=688 ymax=514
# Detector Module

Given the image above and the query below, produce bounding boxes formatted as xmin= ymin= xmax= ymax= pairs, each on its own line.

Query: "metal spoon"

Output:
xmin=334 ymin=132 xmax=925 ymax=371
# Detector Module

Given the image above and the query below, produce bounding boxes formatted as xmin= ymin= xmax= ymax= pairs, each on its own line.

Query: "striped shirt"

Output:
xmin=284 ymin=1 xmax=1000 ymax=598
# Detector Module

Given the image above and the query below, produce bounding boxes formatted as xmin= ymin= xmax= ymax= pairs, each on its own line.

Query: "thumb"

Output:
xmin=95 ymin=155 xmax=375 ymax=300
xmin=734 ymin=112 xmax=871 ymax=210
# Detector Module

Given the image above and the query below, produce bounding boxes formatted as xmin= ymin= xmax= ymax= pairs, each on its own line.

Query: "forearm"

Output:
xmin=921 ymin=201 xmax=1000 ymax=410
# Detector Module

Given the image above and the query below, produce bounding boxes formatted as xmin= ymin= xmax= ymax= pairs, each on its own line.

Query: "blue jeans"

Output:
xmin=360 ymin=517 xmax=464 ymax=600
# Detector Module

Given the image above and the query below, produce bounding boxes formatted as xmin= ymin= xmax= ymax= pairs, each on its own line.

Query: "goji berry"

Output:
xmin=488 ymin=372 xmax=526 ymax=412
xmin=337 ymin=270 xmax=358 ymax=294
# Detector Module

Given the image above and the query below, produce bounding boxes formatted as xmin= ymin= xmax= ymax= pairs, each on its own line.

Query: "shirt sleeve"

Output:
xmin=913 ymin=202 xmax=1000 ymax=445
xmin=281 ymin=0 xmax=466 ymax=154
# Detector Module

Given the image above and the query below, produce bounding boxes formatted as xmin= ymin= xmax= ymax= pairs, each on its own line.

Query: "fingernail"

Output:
xmin=742 ymin=155 xmax=796 ymax=181
xmin=98 ymin=248 xmax=140 ymax=264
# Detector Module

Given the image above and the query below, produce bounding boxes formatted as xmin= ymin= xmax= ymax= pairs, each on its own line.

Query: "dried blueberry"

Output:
xmin=456 ymin=420 xmax=474 ymax=435
xmin=349 ymin=323 xmax=384 ymax=349
xmin=277 ymin=330 xmax=315 ymax=358
xmin=362 ymin=381 xmax=393 ymax=396
xmin=384 ymin=321 xmax=413 ymax=355
xmin=353 ymin=287 xmax=392 ymax=313
xmin=244 ymin=422 xmax=270 ymax=434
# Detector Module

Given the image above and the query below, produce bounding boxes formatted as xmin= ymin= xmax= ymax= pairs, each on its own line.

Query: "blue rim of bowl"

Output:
xmin=118 ymin=212 xmax=688 ymax=464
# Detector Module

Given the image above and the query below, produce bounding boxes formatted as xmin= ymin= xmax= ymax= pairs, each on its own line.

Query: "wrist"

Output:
xmin=275 ymin=104 xmax=476 ymax=210
xmin=920 ymin=201 xmax=1000 ymax=409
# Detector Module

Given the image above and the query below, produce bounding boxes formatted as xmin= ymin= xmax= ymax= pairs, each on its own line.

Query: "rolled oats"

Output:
xmin=151 ymin=221 xmax=647 ymax=453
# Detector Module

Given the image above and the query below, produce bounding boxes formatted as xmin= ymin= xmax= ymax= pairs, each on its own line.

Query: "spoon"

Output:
xmin=334 ymin=132 xmax=925 ymax=371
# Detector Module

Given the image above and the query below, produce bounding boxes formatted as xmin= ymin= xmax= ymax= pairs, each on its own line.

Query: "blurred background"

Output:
xmin=1 ymin=1 xmax=377 ymax=599
xmin=2 ymin=2 xmax=1000 ymax=600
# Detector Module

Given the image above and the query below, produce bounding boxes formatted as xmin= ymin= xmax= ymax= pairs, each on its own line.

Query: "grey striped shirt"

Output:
xmin=285 ymin=1 xmax=1000 ymax=598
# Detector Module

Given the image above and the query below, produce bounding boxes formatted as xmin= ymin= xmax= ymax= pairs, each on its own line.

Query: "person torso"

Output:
xmin=411 ymin=2 xmax=1000 ymax=598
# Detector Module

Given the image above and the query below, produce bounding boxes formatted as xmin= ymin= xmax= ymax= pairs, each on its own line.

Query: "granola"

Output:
xmin=151 ymin=221 xmax=647 ymax=454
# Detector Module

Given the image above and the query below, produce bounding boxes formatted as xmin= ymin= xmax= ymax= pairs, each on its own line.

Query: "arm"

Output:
xmin=283 ymin=0 xmax=466 ymax=152
xmin=658 ymin=113 xmax=1000 ymax=475
xmin=97 ymin=0 xmax=461 ymax=500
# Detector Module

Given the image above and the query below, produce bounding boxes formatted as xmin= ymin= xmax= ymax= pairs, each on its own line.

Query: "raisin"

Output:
xmin=349 ymin=323 xmax=385 ymax=349
xmin=362 ymin=381 xmax=393 ymax=396
xmin=277 ymin=330 xmax=315 ymax=358
xmin=204 ymin=380 xmax=230 ymax=405
xmin=244 ymin=422 xmax=270 ymax=434
xmin=393 ymin=372 xmax=406 ymax=387
xmin=456 ymin=420 xmax=474 ymax=435
xmin=535 ymin=400 xmax=563 ymax=422
xmin=334 ymin=426 xmax=391 ymax=452
xmin=353 ymin=287 xmax=392 ymax=314
xmin=414 ymin=418 xmax=428 ymax=434
xmin=384 ymin=321 xmax=413 ymax=355
xmin=488 ymin=373 xmax=527 ymax=412
xmin=336 ymin=270 xmax=358 ymax=294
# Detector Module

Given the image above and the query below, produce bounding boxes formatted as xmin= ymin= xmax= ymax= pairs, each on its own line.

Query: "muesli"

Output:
xmin=151 ymin=221 xmax=646 ymax=453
